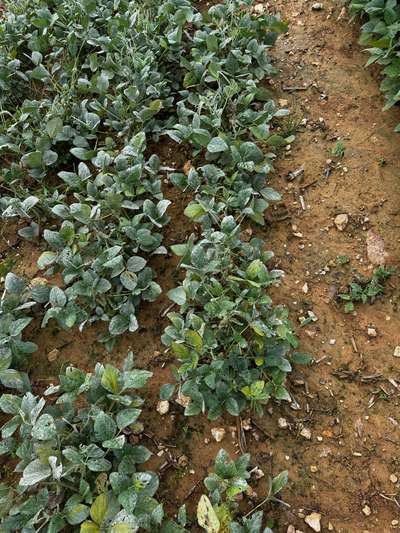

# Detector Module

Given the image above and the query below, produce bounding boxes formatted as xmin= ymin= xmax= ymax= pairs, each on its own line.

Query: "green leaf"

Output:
xmin=102 ymin=435 xmax=125 ymax=449
xmin=48 ymin=514 xmax=66 ymax=533
xmin=170 ymin=244 xmax=188 ymax=256
xmin=87 ymin=458 xmax=112 ymax=472
xmin=0 ymin=369 xmax=26 ymax=390
xmin=116 ymin=408 xmax=141 ymax=430
xmin=37 ymin=251 xmax=57 ymax=269
xmin=109 ymin=315 xmax=130 ymax=336
xmin=123 ymin=369 xmax=152 ymax=389
xmin=127 ymin=256 xmax=147 ymax=272
xmin=21 ymin=151 xmax=42 ymax=168
xmin=70 ymin=147 xmax=96 ymax=160
xmin=31 ymin=64 xmax=50 ymax=80
xmin=184 ymin=203 xmax=206 ymax=220
xmin=94 ymin=412 xmax=116 ymax=441
xmin=20 ymin=459 xmax=51 ymax=486
xmin=207 ymin=137 xmax=228 ymax=153
xmin=46 ymin=117 xmax=63 ymax=138
xmin=9 ymin=317 xmax=32 ymax=336
xmin=168 ymin=287 xmax=186 ymax=306
xmin=270 ymin=470 xmax=288 ymax=496
xmin=275 ymin=386 xmax=291 ymax=401
xmin=160 ymin=383 xmax=175 ymax=401
xmin=246 ymin=259 xmax=265 ymax=280
xmin=225 ymin=397 xmax=240 ymax=416
xmin=66 ymin=502 xmax=90 ymax=525
xmin=31 ymin=414 xmax=57 ymax=440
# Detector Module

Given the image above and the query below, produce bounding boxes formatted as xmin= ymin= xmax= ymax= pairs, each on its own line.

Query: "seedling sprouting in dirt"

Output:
xmin=0 ymin=257 xmax=16 ymax=279
xmin=338 ymin=266 xmax=394 ymax=313
xmin=331 ymin=141 xmax=345 ymax=159
xmin=336 ymin=255 xmax=350 ymax=266
xmin=279 ymin=111 xmax=304 ymax=138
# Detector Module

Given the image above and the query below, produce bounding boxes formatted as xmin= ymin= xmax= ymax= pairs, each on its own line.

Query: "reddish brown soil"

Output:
xmin=1 ymin=1 xmax=400 ymax=532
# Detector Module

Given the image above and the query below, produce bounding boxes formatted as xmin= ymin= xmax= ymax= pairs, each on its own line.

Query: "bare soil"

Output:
xmin=1 ymin=1 xmax=400 ymax=532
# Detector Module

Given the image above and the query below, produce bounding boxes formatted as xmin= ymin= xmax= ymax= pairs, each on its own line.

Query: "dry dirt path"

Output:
xmin=256 ymin=1 xmax=400 ymax=531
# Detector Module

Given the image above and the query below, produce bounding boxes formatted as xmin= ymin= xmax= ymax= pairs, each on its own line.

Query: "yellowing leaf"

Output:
xmin=197 ymin=494 xmax=220 ymax=533
xmin=255 ymin=357 xmax=264 ymax=366
xmin=250 ymin=322 xmax=265 ymax=336
xmin=80 ymin=521 xmax=100 ymax=533
xmin=101 ymin=366 xmax=120 ymax=394
xmin=171 ymin=341 xmax=190 ymax=359
xmin=90 ymin=493 xmax=108 ymax=525
xmin=149 ymin=99 xmax=162 ymax=112
xmin=110 ymin=524 xmax=135 ymax=533
xmin=185 ymin=330 xmax=203 ymax=351
xmin=277 ymin=324 xmax=288 ymax=339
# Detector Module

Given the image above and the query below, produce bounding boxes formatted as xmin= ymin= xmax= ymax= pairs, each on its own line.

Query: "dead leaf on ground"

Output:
xmin=183 ymin=160 xmax=193 ymax=176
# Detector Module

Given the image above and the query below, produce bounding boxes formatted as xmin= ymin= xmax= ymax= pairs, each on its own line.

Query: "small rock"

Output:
xmin=310 ymin=465 xmax=318 ymax=473
xmin=278 ymin=417 xmax=288 ymax=429
xmin=362 ymin=505 xmax=371 ymax=516
xmin=311 ymin=2 xmax=324 ymax=10
xmin=47 ymin=348 xmax=60 ymax=362
xmin=367 ymin=230 xmax=388 ymax=265
xmin=240 ymin=228 xmax=253 ymax=242
xmin=279 ymin=98 xmax=288 ymax=107
xmin=30 ymin=277 xmax=48 ymax=287
xmin=393 ymin=346 xmax=400 ymax=358
xmin=304 ymin=512 xmax=321 ymax=532
xmin=211 ymin=427 xmax=226 ymax=442
xmin=300 ymin=427 xmax=312 ymax=440
xmin=242 ymin=418 xmax=252 ymax=431
xmin=302 ymin=282 xmax=309 ymax=294
xmin=367 ymin=327 xmax=377 ymax=338
xmin=287 ymin=527 xmax=296 ymax=533
xmin=175 ymin=392 xmax=191 ymax=408
xmin=251 ymin=466 xmax=265 ymax=480
xmin=183 ymin=160 xmax=193 ymax=176
xmin=392 ymin=520 xmax=399 ymax=526
xmin=156 ymin=400 xmax=170 ymax=415
xmin=334 ymin=213 xmax=348 ymax=231
xmin=253 ymin=3 xmax=265 ymax=14
xmin=329 ymin=339 xmax=336 ymax=345
xmin=390 ymin=474 xmax=398 ymax=483
xmin=177 ymin=454 xmax=188 ymax=467
xmin=328 ymin=523 xmax=334 ymax=531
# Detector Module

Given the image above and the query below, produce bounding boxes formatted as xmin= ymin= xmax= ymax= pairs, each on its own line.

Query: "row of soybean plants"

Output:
xmin=0 ymin=0 xmax=300 ymax=530
xmin=350 ymin=0 xmax=400 ymax=130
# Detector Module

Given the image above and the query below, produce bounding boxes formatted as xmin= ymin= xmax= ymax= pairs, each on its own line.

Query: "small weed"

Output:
xmin=336 ymin=255 xmax=350 ymax=266
xmin=0 ymin=257 xmax=16 ymax=279
xmin=338 ymin=266 xmax=394 ymax=313
xmin=331 ymin=140 xmax=345 ymax=159
xmin=279 ymin=111 xmax=304 ymax=138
